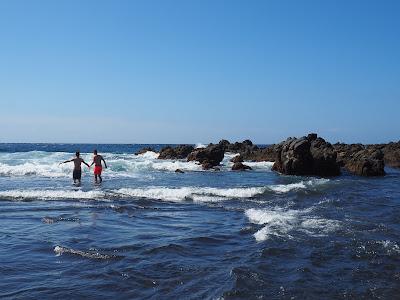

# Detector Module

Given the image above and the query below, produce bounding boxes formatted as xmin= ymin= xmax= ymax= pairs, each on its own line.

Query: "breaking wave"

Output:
xmin=245 ymin=206 xmax=341 ymax=242
xmin=0 ymin=178 xmax=331 ymax=202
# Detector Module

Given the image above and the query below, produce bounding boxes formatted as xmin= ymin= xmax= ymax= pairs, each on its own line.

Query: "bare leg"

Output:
xmin=99 ymin=175 xmax=102 ymax=183
xmin=94 ymin=175 xmax=98 ymax=183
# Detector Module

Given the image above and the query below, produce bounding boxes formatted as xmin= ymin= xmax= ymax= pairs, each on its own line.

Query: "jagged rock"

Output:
xmin=240 ymin=146 xmax=275 ymax=162
xmin=345 ymin=148 xmax=385 ymax=176
xmin=230 ymin=155 xmax=243 ymax=163
xmin=333 ymin=143 xmax=364 ymax=166
xmin=218 ymin=139 xmax=258 ymax=153
xmin=188 ymin=145 xmax=224 ymax=167
xmin=158 ymin=145 xmax=194 ymax=159
xmin=175 ymin=169 xmax=184 ymax=173
xmin=272 ymin=134 xmax=340 ymax=177
xmin=232 ymin=162 xmax=252 ymax=171
xmin=134 ymin=147 xmax=156 ymax=155
xmin=218 ymin=139 xmax=231 ymax=150
xmin=383 ymin=142 xmax=400 ymax=168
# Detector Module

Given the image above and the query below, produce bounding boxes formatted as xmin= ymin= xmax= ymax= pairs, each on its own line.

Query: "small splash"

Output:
xmin=245 ymin=205 xmax=341 ymax=242
xmin=54 ymin=245 xmax=120 ymax=260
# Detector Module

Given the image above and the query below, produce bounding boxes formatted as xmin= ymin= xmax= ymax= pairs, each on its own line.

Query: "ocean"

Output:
xmin=0 ymin=143 xmax=399 ymax=299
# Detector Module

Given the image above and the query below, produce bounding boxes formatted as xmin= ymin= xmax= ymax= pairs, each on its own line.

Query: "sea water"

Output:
xmin=0 ymin=143 xmax=399 ymax=299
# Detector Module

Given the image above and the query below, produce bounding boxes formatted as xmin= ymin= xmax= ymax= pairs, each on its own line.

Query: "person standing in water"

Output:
xmin=90 ymin=150 xmax=107 ymax=183
xmin=60 ymin=151 xmax=90 ymax=184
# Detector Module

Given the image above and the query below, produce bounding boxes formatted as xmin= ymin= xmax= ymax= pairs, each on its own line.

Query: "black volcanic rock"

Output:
xmin=333 ymin=143 xmax=364 ymax=166
xmin=158 ymin=145 xmax=194 ymax=160
xmin=134 ymin=147 xmax=156 ymax=155
xmin=187 ymin=144 xmax=224 ymax=167
xmin=232 ymin=162 xmax=252 ymax=171
xmin=272 ymin=134 xmax=340 ymax=177
xmin=219 ymin=139 xmax=258 ymax=153
xmin=230 ymin=155 xmax=243 ymax=163
xmin=240 ymin=146 xmax=275 ymax=162
xmin=345 ymin=148 xmax=385 ymax=176
xmin=383 ymin=142 xmax=400 ymax=168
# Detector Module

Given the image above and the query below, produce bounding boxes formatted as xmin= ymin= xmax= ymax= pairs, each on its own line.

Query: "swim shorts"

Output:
xmin=73 ymin=169 xmax=82 ymax=180
xmin=94 ymin=166 xmax=102 ymax=175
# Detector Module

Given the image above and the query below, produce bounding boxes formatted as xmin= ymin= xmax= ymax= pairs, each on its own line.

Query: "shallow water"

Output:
xmin=0 ymin=144 xmax=399 ymax=299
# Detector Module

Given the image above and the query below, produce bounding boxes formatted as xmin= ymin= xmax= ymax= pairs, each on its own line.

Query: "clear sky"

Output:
xmin=0 ymin=0 xmax=399 ymax=144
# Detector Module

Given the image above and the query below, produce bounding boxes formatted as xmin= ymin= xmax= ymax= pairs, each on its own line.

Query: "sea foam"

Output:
xmin=245 ymin=205 xmax=340 ymax=242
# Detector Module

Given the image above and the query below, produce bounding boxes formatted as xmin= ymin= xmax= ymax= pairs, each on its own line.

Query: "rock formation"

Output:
xmin=158 ymin=145 xmax=194 ymax=160
xmin=272 ymin=133 xmax=340 ymax=177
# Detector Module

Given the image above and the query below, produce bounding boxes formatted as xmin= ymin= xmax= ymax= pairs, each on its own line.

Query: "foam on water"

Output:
xmin=54 ymin=246 xmax=118 ymax=260
xmin=0 ymin=150 xmax=280 ymax=178
xmin=0 ymin=189 xmax=105 ymax=200
xmin=245 ymin=205 xmax=340 ymax=242
xmin=0 ymin=150 xmax=205 ymax=177
xmin=195 ymin=143 xmax=206 ymax=149
xmin=0 ymin=177 xmax=331 ymax=202
xmin=268 ymin=178 xmax=330 ymax=193
xmin=115 ymin=186 xmax=266 ymax=202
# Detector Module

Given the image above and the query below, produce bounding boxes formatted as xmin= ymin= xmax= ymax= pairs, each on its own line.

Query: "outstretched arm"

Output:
xmin=102 ymin=157 xmax=107 ymax=168
xmin=59 ymin=159 xmax=72 ymax=165
xmin=82 ymin=160 xmax=90 ymax=168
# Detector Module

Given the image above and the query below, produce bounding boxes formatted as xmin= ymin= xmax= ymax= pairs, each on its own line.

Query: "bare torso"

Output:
xmin=72 ymin=157 xmax=84 ymax=170
xmin=93 ymin=155 xmax=103 ymax=167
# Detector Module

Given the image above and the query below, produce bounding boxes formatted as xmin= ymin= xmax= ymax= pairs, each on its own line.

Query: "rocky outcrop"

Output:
xmin=240 ymin=146 xmax=275 ymax=162
xmin=218 ymin=139 xmax=258 ymax=154
xmin=134 ymin=147 xmax=156 ymax=155
xmin=230 ymin=155 xmax=243 ymax=163
xmin=333 ymin=143 xmax=364 ymax=166
xmin=158 ymin=145 xmax=194 ymax=160
xmin=187 ymin=144 xmax=224 ymax=167
xmin=272 ymin=133 xmax=340 ymax=177
xmin=382 ymin=142 xmax=400 ymax=168
xmin=175 ymin=169 xmax=184 ymax=173
xmin=232 ymin=162 xmax=252 ymax=171
xmin=218 ymin=139 xmax=275 ymax=162
xmin=344 ymin=148 xmax=385 ymax=176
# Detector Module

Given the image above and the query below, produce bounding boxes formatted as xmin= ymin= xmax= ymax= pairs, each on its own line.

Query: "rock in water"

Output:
xmin=134 ymin=147 xmax=156 ymax=155
xmin=230 ymin=155 xmax=243 ymax=163
xmin=232 ymin=162 xmax=252 ymax=171
xmin=383 ymin=142 xmax=400 ymax=168
xmin=333 ymin=143 xmax=364 ymax=166
xmin=345 ymin=148 xmax=385 ymax=176
xmin=175 ymin=169 xmax=184 ymax=173
xmin=241 ymin=146 xmax=275 ymax=162
xmin=158 ymin=145 xmax=194 ymax=159
xmin=272 ymin=134 xmax=340 ymax=177
xmin=187 ymin=145 xmax=224 ymax=167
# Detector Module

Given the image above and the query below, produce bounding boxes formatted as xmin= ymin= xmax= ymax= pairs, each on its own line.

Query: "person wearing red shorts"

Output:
xmin=90 ymin=149 xmax=107 ymax=183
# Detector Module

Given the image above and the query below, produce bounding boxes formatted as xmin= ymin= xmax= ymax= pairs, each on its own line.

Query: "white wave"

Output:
xmin=54 ymin=246 xmax=115 ymax=259
xmin=268 ymin=182 xmax=306 ymax=193
xmin=245 ymin=206 xmax=340 ymax=242
xmin=268 ymin=179 xmax=330 ymax=193
xmin=115 ymin=186 xmax=266 ymax=202
xmin=151 ymin=160 xmax=202 ymax=172
xmin=378 ymin=240 xmax=400 ymax=255
xmin=195 ymin=143 xmax=206 ymax=149
xmin=243 ymin=161 xmax=274 ymax=170
xmin=0 ymin=189 xmax=105 ymax=200
xmin=137 ymin=151 xmax=159 ymax=159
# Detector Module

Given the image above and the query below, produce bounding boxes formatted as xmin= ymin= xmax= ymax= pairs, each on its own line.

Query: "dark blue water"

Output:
xmin=0 ymin=143 xmax=399 ymax=299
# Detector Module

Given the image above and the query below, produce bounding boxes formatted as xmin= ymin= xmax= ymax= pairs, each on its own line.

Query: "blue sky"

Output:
xmin=0 ymin=0 xmax=399 ymax=144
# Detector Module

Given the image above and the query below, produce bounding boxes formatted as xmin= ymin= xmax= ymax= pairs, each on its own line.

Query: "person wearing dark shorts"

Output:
xmin=60 ymin=151 xmax=90 ymax=184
